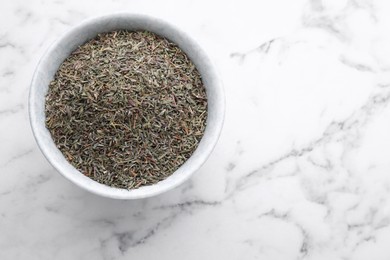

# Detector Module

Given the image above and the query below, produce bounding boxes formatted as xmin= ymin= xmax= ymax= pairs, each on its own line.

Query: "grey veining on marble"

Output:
xmin=2 ymin=0 xmax=390 ymax=259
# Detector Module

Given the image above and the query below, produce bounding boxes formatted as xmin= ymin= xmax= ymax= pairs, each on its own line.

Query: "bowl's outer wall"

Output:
xmin=29 ymin=13 xmax=225 ymax=199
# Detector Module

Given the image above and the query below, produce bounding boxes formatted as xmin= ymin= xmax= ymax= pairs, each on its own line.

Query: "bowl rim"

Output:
xmin=29 ymin=12 xmax=225 ymax=199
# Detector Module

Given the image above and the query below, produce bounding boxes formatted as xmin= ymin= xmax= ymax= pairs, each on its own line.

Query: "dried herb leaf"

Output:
xmin=45 ymin=30 xmax=207 ymax=189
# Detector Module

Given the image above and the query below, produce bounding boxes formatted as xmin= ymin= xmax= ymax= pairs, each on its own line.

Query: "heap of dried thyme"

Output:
xmin=45 ymin=30 xmax=207 ymax=189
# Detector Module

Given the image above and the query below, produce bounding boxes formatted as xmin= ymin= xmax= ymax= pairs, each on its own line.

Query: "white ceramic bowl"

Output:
xmin=29 ymin=13 xmax=225 ymax=199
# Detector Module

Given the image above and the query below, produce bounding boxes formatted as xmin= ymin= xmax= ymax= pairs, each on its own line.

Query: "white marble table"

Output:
xmin=2 ymin=0 xmax=390 ymax=259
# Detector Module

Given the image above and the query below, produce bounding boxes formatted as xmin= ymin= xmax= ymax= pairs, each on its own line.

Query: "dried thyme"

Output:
xmin=45 ymin=30 xmax=207 ymax=189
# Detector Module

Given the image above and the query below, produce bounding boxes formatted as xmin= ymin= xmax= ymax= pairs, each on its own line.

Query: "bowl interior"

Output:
xmin=29 ymin=13 xmax=224 ymax=199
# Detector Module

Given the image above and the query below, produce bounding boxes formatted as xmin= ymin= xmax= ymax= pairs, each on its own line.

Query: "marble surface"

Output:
xmin=1 ymin=0 xmax=390 ymax=259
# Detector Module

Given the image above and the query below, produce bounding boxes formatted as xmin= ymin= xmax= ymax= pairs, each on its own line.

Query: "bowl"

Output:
xmin=29 ymin=13 xmax=225 ymax=199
